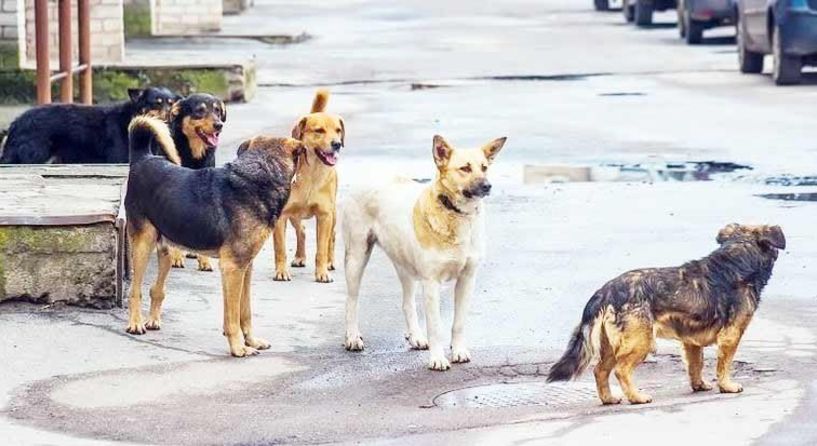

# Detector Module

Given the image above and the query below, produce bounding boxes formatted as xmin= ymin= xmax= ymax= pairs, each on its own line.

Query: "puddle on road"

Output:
xmin=524 ymin=161 xmax=752 ymax=184
xmin=757 ymin=193 xmax=817 ymax=202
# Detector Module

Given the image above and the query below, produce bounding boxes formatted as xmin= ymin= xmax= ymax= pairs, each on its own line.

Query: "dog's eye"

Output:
xmin=314 ymin=128 xmax=326 ymax=134
xmin=481 ymin=164 xmax=487 ymax=172
xmin=460 ymin=165 xmax=472 ymax=173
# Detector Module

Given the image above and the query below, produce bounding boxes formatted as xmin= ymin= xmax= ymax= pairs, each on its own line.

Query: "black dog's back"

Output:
xmin=0 ymin=87 xmax=178 ymax=164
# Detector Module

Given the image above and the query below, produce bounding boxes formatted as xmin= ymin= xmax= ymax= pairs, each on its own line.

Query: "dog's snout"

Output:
xmin=331 ymin=140 xmax=342 ymax=152
xmin=479 ymin=182 xmax=492 ymax=195
xmin=213 ymin=121 xmax=224 ymax=132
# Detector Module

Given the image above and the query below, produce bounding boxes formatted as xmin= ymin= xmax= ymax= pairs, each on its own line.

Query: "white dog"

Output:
xmin=341 ymin=134 xmax=507 ymax=370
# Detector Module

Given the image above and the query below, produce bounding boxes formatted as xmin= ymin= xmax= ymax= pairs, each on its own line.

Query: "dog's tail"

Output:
xmin=547 ymin=292 xmax=607 ymax=383
xmin=128 ymin=115 xmax=181 ymax=165
xmin=311 ymin=89 xmax=330 ymax=113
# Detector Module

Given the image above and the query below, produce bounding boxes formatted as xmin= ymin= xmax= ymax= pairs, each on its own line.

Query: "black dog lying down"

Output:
xmin=0 ymin=87 xmax=179 ymax=164
xmin=124 ymin=116 xmax=305 ymax=357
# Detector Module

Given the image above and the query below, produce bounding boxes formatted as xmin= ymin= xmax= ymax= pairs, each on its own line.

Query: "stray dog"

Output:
xmin=165 ymin=93 xmax=227 ymax=272
xmin=342 ymin=135 xmax=507 ymax=370
xmin=124 ymin=116 xmax=303 ymax=357
xmin=547 ymin=224 xmax=785 ymax=405
xmin=272 ymin=89 xmax=344 ymax=283
xmin=0 ymin=87 xmax=179 ymax=164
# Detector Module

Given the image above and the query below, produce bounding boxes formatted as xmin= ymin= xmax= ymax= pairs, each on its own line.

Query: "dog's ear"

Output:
xmin=170 ymin=102 xmax=181 ymax=119
xmin=172 ymin=94 xmax=184 ymax=104
xmin=128 ymin=88 xmax=145 ymax=103
xmin=760 ymin=225 xmax=786 ymax=250
xmin=292 ymin=117 xmax=308 ymax=140
xmin=339 ymin=117 xmax=345 ymax=147
xmin=481 ymin=137 xmax=507 ymax=163
xmin=716 ymin=223 xmax=741 ymax=245
xmin=237 ymin=139 xmax=252 ymax=156
xmin=217 ymin=101 xmax=227 ymax=122
xmin=432 ymin=135 xmax=453 ymax=169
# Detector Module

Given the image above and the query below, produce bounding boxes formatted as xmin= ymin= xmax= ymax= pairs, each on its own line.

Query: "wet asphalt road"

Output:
xmin=3 ymin=0 xmax=817 ymax=444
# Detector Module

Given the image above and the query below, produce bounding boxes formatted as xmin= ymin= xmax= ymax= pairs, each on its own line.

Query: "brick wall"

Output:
xmin=151 ymin=0 xmax=221 ymax=35
xmin=0 ymin=0 xmax=19 ymax=41
xmin=22 ymin=0 xmax=124 ymax=67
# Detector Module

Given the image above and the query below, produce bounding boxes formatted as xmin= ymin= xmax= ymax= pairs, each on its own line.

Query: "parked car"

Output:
xmin=594 ymin=0 xmax=624 ymax=11
xmin=623 ymin=0 xmax=679 ymax=26
xmin=737 ymin=0 xmax=817 ymax=84
xmin=677 ymin=0 xmax=737 ymax=44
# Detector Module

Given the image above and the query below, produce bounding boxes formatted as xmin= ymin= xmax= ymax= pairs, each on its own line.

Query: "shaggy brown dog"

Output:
xmin=124 ymin=116 xmax=303 ymax=357
xmin=271 ymin=89 xmax=344 ymax=283
xmin=547 ymin=224 xmax=785 ymax=405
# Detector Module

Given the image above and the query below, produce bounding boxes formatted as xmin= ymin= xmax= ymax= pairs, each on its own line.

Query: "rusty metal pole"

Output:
xmin=78 ymin=0 xmax=92 ymax=104
xmin=34 ymin=0 xmax=51 ymax=104
xmin=58 ymin=0 xmax=73 ymax=103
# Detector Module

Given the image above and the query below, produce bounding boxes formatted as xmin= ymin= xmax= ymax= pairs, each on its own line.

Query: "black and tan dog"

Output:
xmin=164 ymin=93 xmax=227 ymax=272
xmin=124 ymin=116 xmax=303 ymax=357
xmin=0 ymin=87 xmax=179 ymax=164
xmin=548 ymin=224 xmax=785 ymax=405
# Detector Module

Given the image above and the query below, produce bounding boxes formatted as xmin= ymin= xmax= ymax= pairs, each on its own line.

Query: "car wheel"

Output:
xmin=685 ymin=14 xmax=704 ymax=44
xmin=772 ymin=26 xmax=801 ymax=85
xmin=594 ymin=0 xmax=610 ymax=11
xmin=623 ymin=0 xmax=635 ymax=22
xmin=635 ymin=0 xmax=653 ymax=26
xmin=737 ymin=17 xmax=763 ymax=74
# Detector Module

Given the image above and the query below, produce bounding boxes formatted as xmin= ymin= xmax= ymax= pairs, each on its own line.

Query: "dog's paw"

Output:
xmin=125 ymin=321 xmax=146 ymax=335
xmin=451 ymin=347 xmax=471 ymax=364
xmin=197 ymin=257 xmax=213 ymax=272
xmin=273 ymin=270 xmax=292 ymax=281
xmin=428 ymin=354 xmax=451 ymax=371
xmin=691 ymin=381 xmax=713 ymax=392
xmin=345 ymin=333 xmax=365 ymax=351
xmin=144 ymin=318 xmax=162 ymax=331
xmin=627 ymin=392 xmax=653 ymax=405
xmin=245 ymin=336 xmax=271 ymax=350
xmin=315 ymin=271 xmax=333 ymax=283
xmin=719 ymin=382 xmax=743 ymax=394
xmin=290 ymin=258 xmax=306 ymax=268
xmin=230 ymin=345 xmax=260 ymax=358
xmin=600 ymin=395 xmax=623 ymax=405
xmin=171 ymin=258 xmax=185 ymax=268
xmin=406 ymin=333 xmax=428 ymax=350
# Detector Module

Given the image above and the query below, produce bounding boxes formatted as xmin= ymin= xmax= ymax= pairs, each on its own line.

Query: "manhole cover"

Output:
xmin=434 ymin=381 xmax=597 ymax=409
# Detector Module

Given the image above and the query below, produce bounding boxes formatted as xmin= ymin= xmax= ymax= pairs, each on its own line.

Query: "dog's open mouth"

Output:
xmin=314 ymin=149 xmax=338 ymax=166
xmin=195 ymin=128 xmax=220 ymax=148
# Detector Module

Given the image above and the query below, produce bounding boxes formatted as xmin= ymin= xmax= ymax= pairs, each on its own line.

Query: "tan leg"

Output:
xmin=169 ymin=247 xmax=185 ymax=268
xmin=272 ymin=217 xmax=291 ymax=281
xmin=220 ymin=258 xmax=256 ymax=357
xmin=314 ymin=211 xmax=333 ymax=283
xmin=327 ymin=208 xmax=336 ymax=271
xmin=196 ymin=255 xmax=213 ymax=272
xmin=613 ymin=316 xmax=654 ymax=404
xmin=126 ymin=224 xmax=157 ymax=335
xmin=683 ymin=343 xmax=712 ymax=391
xmin=290 ymin=217 xmax=307 ymax=268
xmin=594 ymin=328 xmax=622 ymax=405
xmin=145 ymin=247 xmax=172 ymax=330
xmin=717 ymin=321 xmax=750 ymax=393
xmin=240 ymin=263 xmax=270 ymax=350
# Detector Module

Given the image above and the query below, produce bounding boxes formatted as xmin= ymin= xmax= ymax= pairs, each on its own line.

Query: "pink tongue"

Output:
xmin=205 ymin=133 xmax=220 ymax=148
xmin=323 ymin=152 xmax=337 ymax=166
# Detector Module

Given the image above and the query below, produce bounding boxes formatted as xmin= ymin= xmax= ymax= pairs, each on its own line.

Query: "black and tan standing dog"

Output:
xmin=164 ymin=93 xmax=227 ymax=272
xmin=548 ymin=224 xmax=785 ymax=405
xmin=0 ymin=87 xmax=179 ymax=164
xmin=124 ymin=116 xmax=304 ymax=357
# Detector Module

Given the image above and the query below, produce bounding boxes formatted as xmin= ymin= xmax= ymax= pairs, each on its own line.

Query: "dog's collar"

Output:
xmin=438 ymin=194 xmax=467 ymax=215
